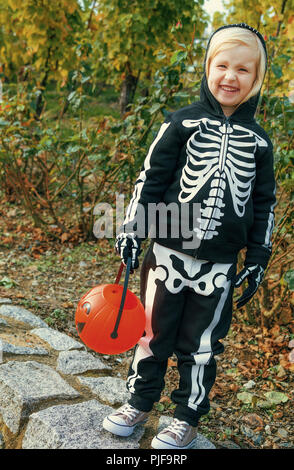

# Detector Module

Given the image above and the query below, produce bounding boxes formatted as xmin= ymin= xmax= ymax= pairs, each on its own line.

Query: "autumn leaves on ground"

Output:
xmin=0 ymin=197 xmax=293 ymax=450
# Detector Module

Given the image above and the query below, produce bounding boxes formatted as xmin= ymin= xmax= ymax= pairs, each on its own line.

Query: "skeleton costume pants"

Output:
xmin=127 ymin=242 xmax=236 ymax=426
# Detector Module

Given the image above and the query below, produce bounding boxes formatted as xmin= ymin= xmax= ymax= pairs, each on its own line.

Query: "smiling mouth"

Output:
xmin=220 ymin=85 xmax=239 ymax=92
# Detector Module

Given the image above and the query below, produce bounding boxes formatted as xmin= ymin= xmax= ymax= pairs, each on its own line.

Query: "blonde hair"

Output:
xmin=205 ymin=27 xmax=267 ymax=105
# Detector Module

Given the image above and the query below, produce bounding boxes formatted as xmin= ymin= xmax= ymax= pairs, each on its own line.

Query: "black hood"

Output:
xmin=199 ymin=23 xmax=268 ymax=122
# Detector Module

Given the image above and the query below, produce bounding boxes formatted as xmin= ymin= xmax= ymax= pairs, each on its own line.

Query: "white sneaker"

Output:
xmin=103 ymin=403 xmax=149 ymax=437
xmin=151 ymin=418 xmax=198 ymax=449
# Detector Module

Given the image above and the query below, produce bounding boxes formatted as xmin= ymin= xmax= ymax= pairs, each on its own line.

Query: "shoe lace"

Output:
xmin=164 ymin=419 xmax=189 ymax=440
xmin=118 ymin=404 xmax=141 ymax=421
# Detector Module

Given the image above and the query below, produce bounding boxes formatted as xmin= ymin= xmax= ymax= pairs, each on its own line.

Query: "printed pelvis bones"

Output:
xmin=179 ymin=118 xmax=268 ymax=240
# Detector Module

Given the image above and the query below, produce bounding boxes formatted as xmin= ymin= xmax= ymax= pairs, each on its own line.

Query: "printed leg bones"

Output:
xmin=127 ymin=242 xmax=236 ymax=425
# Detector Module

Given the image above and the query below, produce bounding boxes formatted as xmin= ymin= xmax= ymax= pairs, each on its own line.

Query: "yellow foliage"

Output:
xmin=64 ymin=0 xmax=78 ymax=15
xmin=8 ymin=0 xmax=19 ymax=11
xmin=0 ymin=0 xmax=83 ymax=83
xmin=222 ymin=0 xmax=293 ymax=97
xmin=286 ymin=19 xmax=294 ymax=39
xmin=91 ymin=0 xmax=208 ymax=79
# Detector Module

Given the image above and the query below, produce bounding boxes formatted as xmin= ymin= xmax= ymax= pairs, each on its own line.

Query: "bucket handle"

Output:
xmin=110 ymin=256 xmax=132 ymax=339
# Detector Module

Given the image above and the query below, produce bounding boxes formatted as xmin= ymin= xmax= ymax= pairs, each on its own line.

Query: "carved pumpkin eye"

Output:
xmin=82 ymin=302 xmax=91 ymax=315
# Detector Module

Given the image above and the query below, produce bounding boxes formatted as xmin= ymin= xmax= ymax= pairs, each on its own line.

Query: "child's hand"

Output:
xmin=232 ymin=264 xmax=264 ymax=309
xmin=115 ymin=233 xmax=142 ymax=270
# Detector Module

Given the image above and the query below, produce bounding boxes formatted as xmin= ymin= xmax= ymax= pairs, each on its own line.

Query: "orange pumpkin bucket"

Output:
xmin=75 ymin=258 xmax=146 ymax=355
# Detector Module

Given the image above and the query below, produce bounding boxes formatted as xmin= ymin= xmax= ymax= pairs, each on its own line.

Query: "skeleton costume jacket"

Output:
xmin=123 ymin=30 xmax=276 ymax=271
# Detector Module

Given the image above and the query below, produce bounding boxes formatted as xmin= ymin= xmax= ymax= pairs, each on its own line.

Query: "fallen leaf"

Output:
xmin=61 ymin=301 xmax=74 ymax=309
xmin=276 ymin=365 xmax=287 ymax=377
xmin=168 ymin=358 xmax=177 ymax=368
xmin=270 ymin=325 xmax=280 ymax=337
xmin=61 ymin=233 xmax=70 ymax=243
xmin=288 ymin=349 xmax=294 ymax=363
xmin=274 ymin=335 xmax=285 ymax=344
xmin=15 ymin=293 xmax=25 ymax=298
xmin=277 ymin=428 xmax=288 ymax=439
xmin=0 ymin=276 xmax=18 ymax=288
xmin=258 ymin=400 xmax=272 ymax=409
xmin=155 ymin=403 xmax=165 ymax=412
xmin=242 ymin=413 xmax=264 ymax=428
xmin=229 ymin=383 xmax=239 ymax=392
xmin=262 ymin=371 xmax=270 ymax=379
xmin=264 ymin=391 xmax=289 ymax=405
xmin=159 ymin=396 xmax=172 ymax=404
xmin=237 ymin=391 xmax=253 ymax=404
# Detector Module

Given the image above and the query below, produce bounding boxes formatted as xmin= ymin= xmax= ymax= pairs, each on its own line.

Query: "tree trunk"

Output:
xmin=119 ymin=74 xmax=137 ymax=115
xmin=119 ymin=68 xmax=138 ymax=116
xmin=35 ymin=45 xmax=52 ymax=119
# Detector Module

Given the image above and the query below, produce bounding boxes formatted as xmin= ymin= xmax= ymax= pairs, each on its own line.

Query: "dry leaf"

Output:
xmin=15 ymin=293 xmax=25 ymax=298
xmin=242 ymin=413 xmax=264 ymax=428
xmin=274 ymin=335 xmax=285 ymax=344
xmin=288 ymin=349 xmax=294 ymax=363
xmin=61 ymin=233 xmax=70 ymax=243
xmin=229 ymin=383 xmax=239 ymax=392
xmin=61 ymin=301 xmax=74 ymax=309
xmin=159 ymin=396 xmax=172 ymax=404
xmin=168 ymin=358 xmax=177 ymax=368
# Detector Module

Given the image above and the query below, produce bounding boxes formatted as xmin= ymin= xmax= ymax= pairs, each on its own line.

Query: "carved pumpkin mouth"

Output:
xmin=76 ymin=322 xmax=86 ymax=334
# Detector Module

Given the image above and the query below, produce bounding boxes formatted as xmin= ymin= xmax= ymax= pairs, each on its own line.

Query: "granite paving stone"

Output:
xmin=0 ymin=298 xmax=12 ymax=304
xmin=0 ymin=340 xmax=48 ymax=356
xmin=0 ymin=360 xmax=80 ymax=433
xmin=56 ymin=350 xmax=111 ymax=375
xmin=0 ymin=305 xmax=48 ymax=328
xmin=31 ymin=327 xmax=84 ymax=351
xmin=22 ymin=400 xmax=144 ymax=449
xmin=77 ymin=376 xmax=130 ymax=405
xmin=0 ymin=306 xmax=219 ymax=450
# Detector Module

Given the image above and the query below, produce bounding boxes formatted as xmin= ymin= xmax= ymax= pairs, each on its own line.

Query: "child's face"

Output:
xmin=207 ymin=45 xmax=257 ymax=116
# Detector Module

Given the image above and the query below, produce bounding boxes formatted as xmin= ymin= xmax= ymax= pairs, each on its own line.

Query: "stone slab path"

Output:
xmin=0 ymin=299 xmax=215 ymax=450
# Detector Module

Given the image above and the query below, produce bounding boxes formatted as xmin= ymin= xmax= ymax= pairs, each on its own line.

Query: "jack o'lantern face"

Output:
xmin=76 ymin=302 xmax=91 ymax=333
xmin=75 ymin=283 xmax=146 ymax=354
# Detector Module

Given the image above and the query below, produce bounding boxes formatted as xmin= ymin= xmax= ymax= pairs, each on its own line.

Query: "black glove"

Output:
xmin=232 ymin=264 xmax=264 ymax=309
xmin=115 ymin=232 xmax=142 ymax=270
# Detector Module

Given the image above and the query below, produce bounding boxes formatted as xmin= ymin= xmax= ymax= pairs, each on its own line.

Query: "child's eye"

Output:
xmin=239 ymin=68 xmax=248 ymax=72
xmin=217 ymin=64 xmax=226 ymax=69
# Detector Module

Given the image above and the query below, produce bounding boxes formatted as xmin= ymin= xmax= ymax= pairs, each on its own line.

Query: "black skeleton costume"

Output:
xmin=116 ymin=24 xmax=276 ymax=426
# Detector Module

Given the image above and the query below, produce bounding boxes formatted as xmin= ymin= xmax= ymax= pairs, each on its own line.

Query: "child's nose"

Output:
xmin=224 ymin=69 xmax=236 ymax=80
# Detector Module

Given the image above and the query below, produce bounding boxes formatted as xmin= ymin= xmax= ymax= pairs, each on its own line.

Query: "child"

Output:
xmin=102 ymin=23 xmax=276 ymax=449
